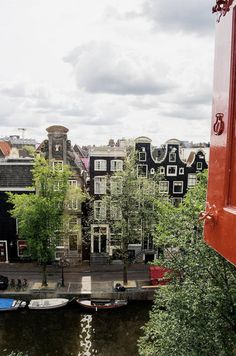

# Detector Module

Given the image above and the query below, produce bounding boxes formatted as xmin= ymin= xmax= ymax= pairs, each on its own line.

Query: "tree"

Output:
xmin=8 ymin=156 xmax=71 ymax=286
xmin=104 ymin=151 xmax=162 ymax=285
xmin=138 ymin=171 xmax=236 ymax=356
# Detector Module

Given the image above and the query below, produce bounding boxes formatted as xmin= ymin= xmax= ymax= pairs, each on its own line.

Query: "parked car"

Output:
xmin=0 ymin=275 xmax=8 ymax=290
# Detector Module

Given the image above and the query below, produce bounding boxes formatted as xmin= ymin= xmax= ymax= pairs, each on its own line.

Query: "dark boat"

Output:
xmin=77 ymin=299 xmax=128 ymax=311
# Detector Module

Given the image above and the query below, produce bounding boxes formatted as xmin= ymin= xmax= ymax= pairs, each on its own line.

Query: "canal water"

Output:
xmin=0 ymin=301 xmax=152 ymax=356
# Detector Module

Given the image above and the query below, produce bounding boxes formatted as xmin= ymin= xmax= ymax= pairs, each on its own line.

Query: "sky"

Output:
xmin=0 ymin=0 xmax=217 ymax=147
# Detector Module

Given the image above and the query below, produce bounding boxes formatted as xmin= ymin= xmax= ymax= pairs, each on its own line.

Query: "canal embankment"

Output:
xmin=0 ymin=262 xmax=156 ymax=301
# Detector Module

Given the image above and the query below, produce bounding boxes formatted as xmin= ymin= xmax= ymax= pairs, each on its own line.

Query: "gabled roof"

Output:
xmin=0 ymin=141 xmax=11 ymax=157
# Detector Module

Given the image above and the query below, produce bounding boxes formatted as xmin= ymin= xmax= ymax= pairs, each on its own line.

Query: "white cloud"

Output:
xmin=0 ymin=0 xmax=215 ymax=146
xmin=65 ymin=41 xmax=172 ymax=95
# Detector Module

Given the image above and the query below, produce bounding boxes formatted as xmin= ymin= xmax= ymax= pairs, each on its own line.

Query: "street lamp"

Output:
xmin=58 ymin=256 xmax=70 ymax=287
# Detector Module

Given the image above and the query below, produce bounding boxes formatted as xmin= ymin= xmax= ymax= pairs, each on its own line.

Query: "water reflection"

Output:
xmin=0 ymin=302 xmax=151 ymax=356
xmin=79 ymin=314 xmax=97 ymax=356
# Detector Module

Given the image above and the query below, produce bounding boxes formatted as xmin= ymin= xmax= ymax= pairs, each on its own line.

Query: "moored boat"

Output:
xmin=0 ymin=298 xmax=26 ymax=311
xmin=28 ymin=298 xmax=69 ymax=310
xmin=76 ymin=299 xmax=128 ymax=311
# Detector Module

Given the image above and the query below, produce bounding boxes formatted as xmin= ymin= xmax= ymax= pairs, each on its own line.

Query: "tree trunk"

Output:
xmin=42 ymin=263 xmax=48 ymax=287
xmin=123 ymin=258 xmax=128 ymax=285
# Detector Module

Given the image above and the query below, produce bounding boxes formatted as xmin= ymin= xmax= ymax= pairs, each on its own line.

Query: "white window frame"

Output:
xmin=91 ymin=225 xmax=109 ymax=253
xmin=159 ymin=181 xmax=169 ymax=194
xmin=94 ymin=176 xmax=106 ymax=194
xmin=67 ymin=198 xmax=78 ymax=210
xmin=179 ymin=167 xmax=184 ymax=175
xmin=139 ymin=152 xmax=146 ymax=162
xmin=188 ymin=173 xmax=197 ymax=187
xmin=94 ymin=200 xmax=106 ymax=220
xmin=169 ymin=152 xmax=176 ymax=162
xmin=196 ymin=162 xmax=203 ymax=170
xmin=69 ymin=179 xmax=78 ymax=187
xmin=53 ymin=182 xmax=61 ymax=191
xmin=110 ymin=160 xmax=123 ymax=172
xmin=110 ymin=204 xmax=122 ymax=220
xmin=167 ymin=165 xmax=177 ymax=176
xmin=110 ymin=177 xmax=123 ymax=195
xmin=173 ymin=181 xmax=184 ymax=194
xmin=159 ymin=166 xmax=165 ymax=175
xmin=137 ymin=164 xmax=148 ymax=177
xmin=69 ymin=217 xmax=79 ymax=230
xmin=53 ymin=160 xmax=63 ymax=171
xmin=94 ymin=160 xmax=107 ymax=171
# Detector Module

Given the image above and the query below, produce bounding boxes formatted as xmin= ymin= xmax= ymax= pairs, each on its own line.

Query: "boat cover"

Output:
xmin=0 ymin=298 xmax=14 ymax=309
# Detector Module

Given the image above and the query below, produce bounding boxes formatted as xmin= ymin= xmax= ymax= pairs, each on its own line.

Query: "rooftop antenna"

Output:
xmin=18 ymin=128 xmax=26 ymax=139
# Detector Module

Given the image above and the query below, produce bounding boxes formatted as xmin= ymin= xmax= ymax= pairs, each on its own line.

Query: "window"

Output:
xmin=159 ymin=181 xmax=169 ymax=193
xmin=196 ymin=162 xmax=202 ymax=170
xmin=110 ymin=177 xmax=122 ymax=195
xmin=110 ymin=160 xmax=123 ymax=171
xmin=110 ymin=205 xmax=122 ymax=220
xmin=137 ymin=164 xmax=148 ymax=177
xmin=17 ymin=240 xmax=30 ymax=257
xmin=69 ymin=217 xmax=79 ymax=230
xmin=150 ymin=168 xmax=155 ymax=175
xmin=91 ymin=225 xmax=108 ymax=253
xmin=167 ymin=165 xmax=177 ymax=176
xmin=139 ymin=152 xmax=146 ymax=161
xmin=94 ymin=160 xmax=107 ymax=171
xmin=94 ymin=176 xmax=106 ymax=194
xmin=94 ymin=201 xmax=106 ymax=220
xmin=69 ymin=180 xmax=78 ymax=187
xmin=67 ymin=199 xmax=78 ymax=210
xmin=171 ymin=197 xmax=183 ymax=207
xmin=53 ymin=161 xmax=63 ymax=171
xmin=53 ymin=182 xmax=61 ymax=191
xmin=169 ymin=152 xmax=176 ymax=162
xmin=179 ymin=167 xmax=184 ymax=175
xmin=173 ymin=181 xmax=184 ymax=194
xmin=159 ymin=166 xmax=165 ymax=175
xmin=188 ymin=173 xmax=197 ymax=187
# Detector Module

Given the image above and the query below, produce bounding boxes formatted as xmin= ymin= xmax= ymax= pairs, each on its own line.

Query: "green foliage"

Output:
xmin=103 ymin=150 xmax=163 ymax=283
xmin=138 ymin=171 xmax=236 ymax=356
xmin=8 ymin=156 xmax=71 ymax=284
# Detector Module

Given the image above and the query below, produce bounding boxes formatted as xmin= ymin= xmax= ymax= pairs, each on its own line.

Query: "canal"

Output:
xmin=0 ymin=301 xmax=152 ymax=356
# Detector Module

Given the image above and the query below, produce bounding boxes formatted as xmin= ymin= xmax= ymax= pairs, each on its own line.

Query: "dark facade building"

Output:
xmin=88 ymin=137 xmax=208 ymax=264
xmin=89 ymin=145 xmax=126 ymax=263
xmin=135 ymin=137 xmax=208 ymax=206
xmin=0 ymin=157 xmax=34 ymax=262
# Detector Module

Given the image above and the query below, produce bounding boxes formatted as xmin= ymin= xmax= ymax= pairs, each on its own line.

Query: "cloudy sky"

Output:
xmin=0 ymin=0 xmax=217 ymax=146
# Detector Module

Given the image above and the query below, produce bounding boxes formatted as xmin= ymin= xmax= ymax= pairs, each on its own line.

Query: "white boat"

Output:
xmin=28 ymin=298 xmax=69 ymax=310
xmin=0 ymin=298 xmax=26 ymax=311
